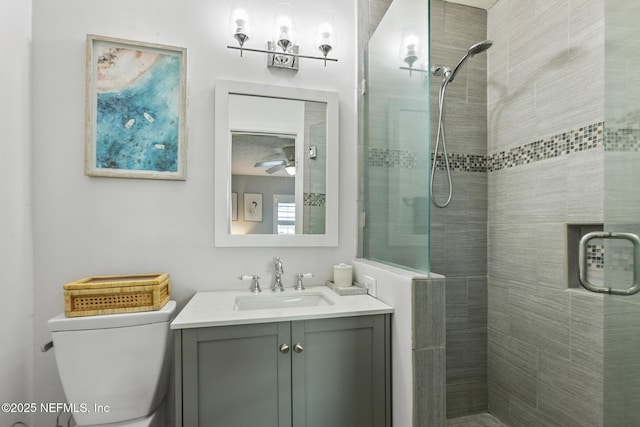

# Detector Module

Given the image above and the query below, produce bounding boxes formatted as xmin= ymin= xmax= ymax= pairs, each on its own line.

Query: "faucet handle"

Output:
xmin=294 ymin=273 xmax=314 ymax=291
xmin=239 ymin=275 xmax=262 ymax=293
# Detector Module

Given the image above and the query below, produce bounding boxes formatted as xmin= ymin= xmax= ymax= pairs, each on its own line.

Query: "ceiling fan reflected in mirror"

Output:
xmin=254 ymin=145 xmax=296 ymax=175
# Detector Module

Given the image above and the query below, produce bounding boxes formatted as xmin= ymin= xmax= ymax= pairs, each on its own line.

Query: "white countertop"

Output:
xmin=170 ymin=285 xmax=394 ymax=329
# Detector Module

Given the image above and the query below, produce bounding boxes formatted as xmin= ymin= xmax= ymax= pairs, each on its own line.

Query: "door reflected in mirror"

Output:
xmin=229 ymin=96 xmax=327 ymax=235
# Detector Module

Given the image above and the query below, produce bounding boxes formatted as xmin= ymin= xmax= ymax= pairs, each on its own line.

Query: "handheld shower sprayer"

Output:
xmin=448 ymin=40 xmax=492 ymax=83
xmin=430 ymin=40 xmax=492 ymax=208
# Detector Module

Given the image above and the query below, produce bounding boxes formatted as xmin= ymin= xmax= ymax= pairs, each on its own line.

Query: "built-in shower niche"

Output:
xmin=567 ymin=224 xmax=604 ymax=289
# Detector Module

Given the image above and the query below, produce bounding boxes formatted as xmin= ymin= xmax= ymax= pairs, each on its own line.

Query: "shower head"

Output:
xmin=448 ymin=39 xmax=492 ymax=83
xmin=468 ymin=40 xmax=493 ymax=57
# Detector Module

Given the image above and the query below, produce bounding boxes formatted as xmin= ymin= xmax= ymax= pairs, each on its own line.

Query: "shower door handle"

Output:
xmin=578 ymin=231 xmax=640 ymax=296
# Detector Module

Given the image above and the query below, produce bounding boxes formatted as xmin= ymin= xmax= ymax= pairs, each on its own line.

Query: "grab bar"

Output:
xmin=578 ymin=231 xmax=640 ymax=296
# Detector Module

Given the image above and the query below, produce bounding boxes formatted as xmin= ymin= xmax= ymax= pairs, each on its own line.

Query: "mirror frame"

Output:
xmin=214 ymin=79 xmax=339 ymax=247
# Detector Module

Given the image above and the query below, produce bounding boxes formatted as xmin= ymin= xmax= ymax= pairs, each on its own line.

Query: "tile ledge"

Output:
xmin=353 ymin=258 xmax=443 ymax=280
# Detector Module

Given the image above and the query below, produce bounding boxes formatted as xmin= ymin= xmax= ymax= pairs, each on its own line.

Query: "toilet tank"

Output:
xmin=48 ymin=301 xmax=177 ymax=426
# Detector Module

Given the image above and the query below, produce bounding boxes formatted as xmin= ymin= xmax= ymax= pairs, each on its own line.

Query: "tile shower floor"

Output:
xmin=447 ymin=413 xmax=508 ymax=427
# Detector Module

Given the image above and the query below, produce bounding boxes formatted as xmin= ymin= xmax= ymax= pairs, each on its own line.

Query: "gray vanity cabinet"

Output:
xmin=175 ymin=314 xmax=391 ymax=427
xmin=290 ymin=315 xmax=390 ymax=427
xmin=178 ymin=321 xmax=292 ymax=427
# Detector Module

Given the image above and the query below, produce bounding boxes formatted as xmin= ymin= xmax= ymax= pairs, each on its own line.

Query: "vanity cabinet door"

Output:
xmin=291 ymin=315 xmax=391 ymax=427
xmin=177 ymin=314 xmax=390 ymax=427
xmin=180 ymin=322 xmax=292 ymax=427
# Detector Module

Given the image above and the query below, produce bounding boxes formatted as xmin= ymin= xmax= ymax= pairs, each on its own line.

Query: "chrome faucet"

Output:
xmin=272 ymin=257 xmax=285 ymax=292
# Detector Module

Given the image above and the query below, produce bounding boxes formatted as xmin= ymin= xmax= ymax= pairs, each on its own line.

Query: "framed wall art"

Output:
xmin=84 ymin=34 xmax=188 ymax=180
xmin=244 ymin=193 xmax=263 ymax=222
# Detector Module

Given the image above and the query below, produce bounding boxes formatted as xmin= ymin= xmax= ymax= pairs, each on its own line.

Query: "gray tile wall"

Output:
xmin=487 ymin=0 xmax=606 ymax=425
xmin=430 ymin=0 xmax=489 ymax=418
xmin=487 ymin=0 xmax=604 ymax=152
xmin=413 ymin=277 xmax=447 ymax=426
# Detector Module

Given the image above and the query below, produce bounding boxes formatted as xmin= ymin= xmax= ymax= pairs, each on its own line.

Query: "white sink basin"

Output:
xmin=234 ymin=293 xmax=334 ymax=311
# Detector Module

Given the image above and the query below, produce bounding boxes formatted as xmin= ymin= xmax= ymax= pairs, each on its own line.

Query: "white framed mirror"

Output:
xmin=214 ymin=79 xmax=339 ymax=247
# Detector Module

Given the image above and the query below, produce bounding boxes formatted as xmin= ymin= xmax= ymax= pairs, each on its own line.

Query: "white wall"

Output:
xmin=352 ymin=259 xmax=414 ymax=427
xmin=31 ymin=0 xmax=357 ymax=424
xmin=0 ymin=1 xmax=34 ymax=426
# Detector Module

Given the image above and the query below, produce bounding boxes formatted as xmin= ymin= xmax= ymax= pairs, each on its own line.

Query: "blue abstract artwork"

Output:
xmin=96 ymin=50 xmax=179 ymax=172
xmin=88 ymin=38 xmax=186 ymax=178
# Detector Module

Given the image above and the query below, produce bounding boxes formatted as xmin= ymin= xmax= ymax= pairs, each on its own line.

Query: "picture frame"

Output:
xmin=244 ymin=193 xmax=263 ymax=222
xmin=231 ymin=192 xmax=238 ymax=221
xmin=84 ymin=34 xmax=188 ymax=180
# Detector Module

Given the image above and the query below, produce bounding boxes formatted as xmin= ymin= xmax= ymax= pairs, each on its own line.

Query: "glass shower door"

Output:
xmin=363 ymin=0 xmax=430 ymax=272
xmin=600 ymin=1 xmax=640 ymax=424
xmin=600 ymin=166 xmax=640 ymax=426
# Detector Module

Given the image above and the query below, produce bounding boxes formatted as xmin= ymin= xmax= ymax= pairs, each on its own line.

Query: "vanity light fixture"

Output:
xmin=230 ymin=4 xmax=252 ymax=56
xmin=227 ymin=2 xmax=338 ymax=70
xmin=403 ymin=34 xmax=419 ymax=68
xmin=398 ymin=28 xmax=428 ymax=76
xmin=316 ymin=11 xmax=337 ymax=67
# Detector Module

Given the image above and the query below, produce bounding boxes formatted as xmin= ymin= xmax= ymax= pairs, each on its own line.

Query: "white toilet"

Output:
xmin=48 ymin=301 xmax=177 ymax=426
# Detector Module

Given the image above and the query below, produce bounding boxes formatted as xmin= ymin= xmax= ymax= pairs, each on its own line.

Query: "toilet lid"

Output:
xmin=48 ymin=300 xmax=176 ymax=332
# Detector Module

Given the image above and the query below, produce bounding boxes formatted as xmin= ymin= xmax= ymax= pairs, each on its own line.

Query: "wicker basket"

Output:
xmin=64 ymin=273 xmax=170 ymax=317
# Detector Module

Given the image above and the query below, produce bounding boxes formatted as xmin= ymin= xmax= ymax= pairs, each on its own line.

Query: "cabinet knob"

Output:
xmin=294 ymin=343 xmax=304 ymax=353
xmin=279 ymin=344 xmax=290 ymax=354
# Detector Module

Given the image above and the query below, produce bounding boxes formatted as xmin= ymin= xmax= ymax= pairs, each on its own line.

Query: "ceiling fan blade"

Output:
xmin=255 ymin=159 xmax=286 ymax=168
xmin=266 ymin=165 xmax=285 ymax=174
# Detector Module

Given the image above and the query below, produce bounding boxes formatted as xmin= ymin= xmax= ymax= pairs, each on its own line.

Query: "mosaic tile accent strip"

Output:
xmin=433 ymin=153 xmax=487 ymax=172
xmin=487 ymin=122 xmax=605 ymax=172
xmin=585 ymin=243 xmax=636 ymax=272
xmin=605 ymin=111 xmax=640 ymax=151
xmin=368 ymin=148 xmax=429 ymax=169
xmin=367 ymin=121 xmax=606 ymax=173
xmin=304 ymin=192 xmax=325 ymax=207
xmin=368 ymin=148 xmax=484 ymax=172
xmin=586 ymin=243 xmax=604 ymax=269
